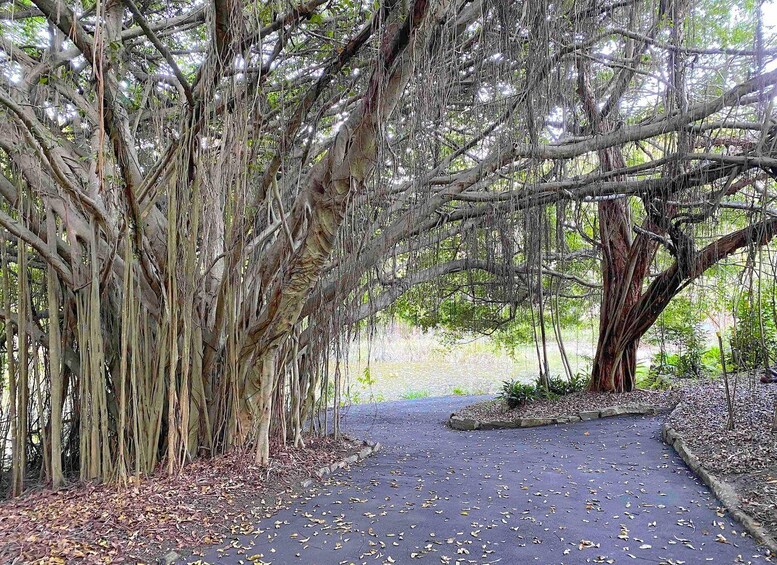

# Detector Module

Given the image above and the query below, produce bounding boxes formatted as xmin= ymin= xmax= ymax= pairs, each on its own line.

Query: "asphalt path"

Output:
xmin=198 ymin=396 xmax=771 ymax=564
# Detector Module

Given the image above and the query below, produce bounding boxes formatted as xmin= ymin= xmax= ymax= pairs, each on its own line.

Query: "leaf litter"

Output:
xmin=0 ymin=436 xmax=360 ymax=564
xmin=668 ymin=376 xmax=777 ymax=544
xmin=455 ymin=389 xmax=682 ymax=422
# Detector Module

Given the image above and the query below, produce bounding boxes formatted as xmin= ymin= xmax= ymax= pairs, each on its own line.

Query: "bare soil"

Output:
xmin=668 ymin=376 xmax=777 ymax=540
xmin=0 ymin=436 xmax=360 ymax=564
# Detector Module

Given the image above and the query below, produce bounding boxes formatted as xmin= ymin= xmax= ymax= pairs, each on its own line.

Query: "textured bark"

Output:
xmin=578 ymin=58 xmax=660 ymax=392
xmin=242 ymin=2 xmax=431 ymax=362
xmin=1 ymin=0 xmax=774 ymax=492
xmin=590 ymin=194 xmax=660 ymax=392
xmin=587 ymin=1 xmax=691 ymax=392
xmin=254 ymin=349 xmax=277 ymax=466
xmin=46 ymin=207 xmax=64 ymax=488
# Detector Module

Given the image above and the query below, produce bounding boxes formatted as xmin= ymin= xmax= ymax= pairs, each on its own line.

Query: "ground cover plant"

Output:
xmin=499 ymin=374 xmax=588 ymax=409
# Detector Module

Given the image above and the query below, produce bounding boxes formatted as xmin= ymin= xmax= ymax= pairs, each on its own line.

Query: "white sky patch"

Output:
xmin=764 ymin=1 xmax=777 ymax=71
xmin=477 ymin=85 xmax=493 ymax=103
xmin=764 ymin=1 xmax=777 ymax=29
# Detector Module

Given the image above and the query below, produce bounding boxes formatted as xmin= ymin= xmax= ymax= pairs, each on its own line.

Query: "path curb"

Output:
xmin=448 ymin=404 xmax=660 ymax=431
xmin=158 ymin=439 xmax=382 ymax=564
xmin=306 ymin=439 xmax=381 ymax=484
xmin=662 ymin=422 xmax=777 ymax=556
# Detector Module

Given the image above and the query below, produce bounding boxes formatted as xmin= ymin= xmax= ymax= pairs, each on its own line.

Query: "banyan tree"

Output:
xmin=0 ymin=0 xmax=776 ymax=493
xmin=321 ymin=0 xmax=777 ymax=394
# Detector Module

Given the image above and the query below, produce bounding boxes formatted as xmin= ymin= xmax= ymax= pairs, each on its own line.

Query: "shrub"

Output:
xmin=728 ymin=296 xmax=777 ymax=370
xmin=544 ymin=374 xmax=587 ymax=397
xmin=661 ymin=323 xmax=706 ymax=377
xmin=638 ymin=367 xmax=674 ymax=390
xmin=500 ymin=374 xmax=586 ymax=409
xmin=648 ymin=351 xmax=680 ymax=377
xmin=700 ymin=346 xmax=723 ymax=373
xmin=402 ymin=389 xmax=430 ymax=400
xmin=646 ymin=295 xmax=708 ymax=378
xmin=499 ymin=380 xmax=537 ymax=409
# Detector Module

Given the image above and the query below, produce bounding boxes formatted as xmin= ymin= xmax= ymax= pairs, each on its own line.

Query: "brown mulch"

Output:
xmin=0 ymin=436 xmax=360 ymax=564
xmin=668 ymin=376 xmax=777 ymax=539
xmin=454 ymin=388 xmax=683 ymax=422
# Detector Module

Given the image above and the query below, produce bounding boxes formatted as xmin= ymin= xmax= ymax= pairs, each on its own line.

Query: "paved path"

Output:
xmin=199 ymin=396 xmax=771 ymax=564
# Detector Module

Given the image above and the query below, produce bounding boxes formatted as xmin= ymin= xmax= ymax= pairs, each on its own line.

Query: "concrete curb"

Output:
xmin=158 ymin=439 xmax=382 ymax=564
xmin=448 ymin=404 xmax=661 ymax=431
xmin=300 ymin=439 xmax=381 ymax=487
xmin=662 ymin=423 xmax=777 ymax=556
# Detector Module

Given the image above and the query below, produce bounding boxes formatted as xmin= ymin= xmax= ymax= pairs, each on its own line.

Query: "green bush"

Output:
xmin=647 ymin=295 xmax=709 ymax=378
xmin=729 ymin=295 xmax=777 ymax=370
xmin=402 ymin=389 xmax=431 ymax=400
xmin=532 ymin=375 xmax=586 ymax=399
xmin=644 ymin=344 xmax=721 ymax=388
xmin=638 ymin=367 xmax=674 ymax=390
xmin=700 ymin=346 xmax=723 ymax=374
xmin=665 ymin=324 xmax=706 ymax=377
xmin=499 ymin=380 xmax=537 ymax=409
xmin=648 ymin=351 xmax=680 ymax=377
xmin=500 ymin=374 xmax=586 ymax=409
xmin=543 ymin=374 xmax=587 ymax=397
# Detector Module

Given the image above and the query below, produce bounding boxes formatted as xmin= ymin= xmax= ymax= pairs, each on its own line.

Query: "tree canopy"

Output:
xmin=0 ymin=0 xmax=775 ymax=492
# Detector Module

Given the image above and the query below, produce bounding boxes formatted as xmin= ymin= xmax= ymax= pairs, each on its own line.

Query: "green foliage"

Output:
xmin=452 ymin=386 xmax=468 ymax=396
xmin=637 ymin=368 xmax=674 ymax=390
xmin=358 ymin=366 xmax=376 ymax=387
xmin=729 ymin=293 xmax=777 ymax=370
xmin=692 ymin=0 xmax=755 ymax=52
xmin=635 ymin=359 xmax=650 ymax=380
xmin=700 ymin=346 xmax=723 ymax=373
xmin=491 ymin=302 xmax=592 ymax=354
xmin=539 ymin=373 xmax=587 ymax=398
xmin=647 ymin=295 xmax=709 ymax=378
xmin=390 ymin=222 xmax=596 ymax=344
xmin=500 ymin=373 xmax=586 ymax=409
xmin=672 ymin=328 xmax=706 ymax=377
xmin=402 ymin=389 xmax=431 ymax=400
xmin=393 ymin=282 xmax=514 ymax=334
xmin=647 ymin=344 xmax=722 ymax=384
xmin=342 ymin=367 xmax=380 ymax=405
xmin=499 ymin=380 xmax=537 ymax=409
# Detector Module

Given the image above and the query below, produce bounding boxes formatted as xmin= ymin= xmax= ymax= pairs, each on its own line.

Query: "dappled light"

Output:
xmin=1 ymin=0 xmax=777 ymax=561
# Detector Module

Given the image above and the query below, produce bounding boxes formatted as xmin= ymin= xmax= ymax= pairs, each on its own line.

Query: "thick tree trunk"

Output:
xmin=591 ymin=217 xmax=777 ymax=391
xmin=577 ymin=58 xmax=660 ymax=393
xmin=254 ymin=349 xmax=277 ymax=466
xmin=591 ymin=328 xmax=639 ymax=392
xmin=589 ymin=199 xmax=656 ymax=392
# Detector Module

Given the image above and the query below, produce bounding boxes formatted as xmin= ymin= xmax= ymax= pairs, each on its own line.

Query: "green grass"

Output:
xmin=333 ymin=323 xmax=655 ymax=404
xmin=402 ymin=389 xmax=431 ymax=400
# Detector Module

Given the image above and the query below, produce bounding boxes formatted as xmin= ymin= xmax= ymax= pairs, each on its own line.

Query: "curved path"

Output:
xmin=199 ymin=396 xmax=771 ymax=564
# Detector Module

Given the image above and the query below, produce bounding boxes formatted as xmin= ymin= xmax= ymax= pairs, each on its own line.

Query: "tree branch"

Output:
xmin=122 ymin=0 xmax=194 ymax=106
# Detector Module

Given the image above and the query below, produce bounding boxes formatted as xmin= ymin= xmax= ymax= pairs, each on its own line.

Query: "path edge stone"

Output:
xmin=158 ymin=438 xmax=382 ymax=563
xmin=449 ymin=404 xmax=661 ymax=431
xmin=662 ymin=422 xmax=777 ymax=556
xmin=306 ymin=438 xmax=381 ymax=484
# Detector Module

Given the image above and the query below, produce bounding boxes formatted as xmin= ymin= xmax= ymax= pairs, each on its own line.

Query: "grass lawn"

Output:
xmin=334 ymin=323 xmax=609 ymax=403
